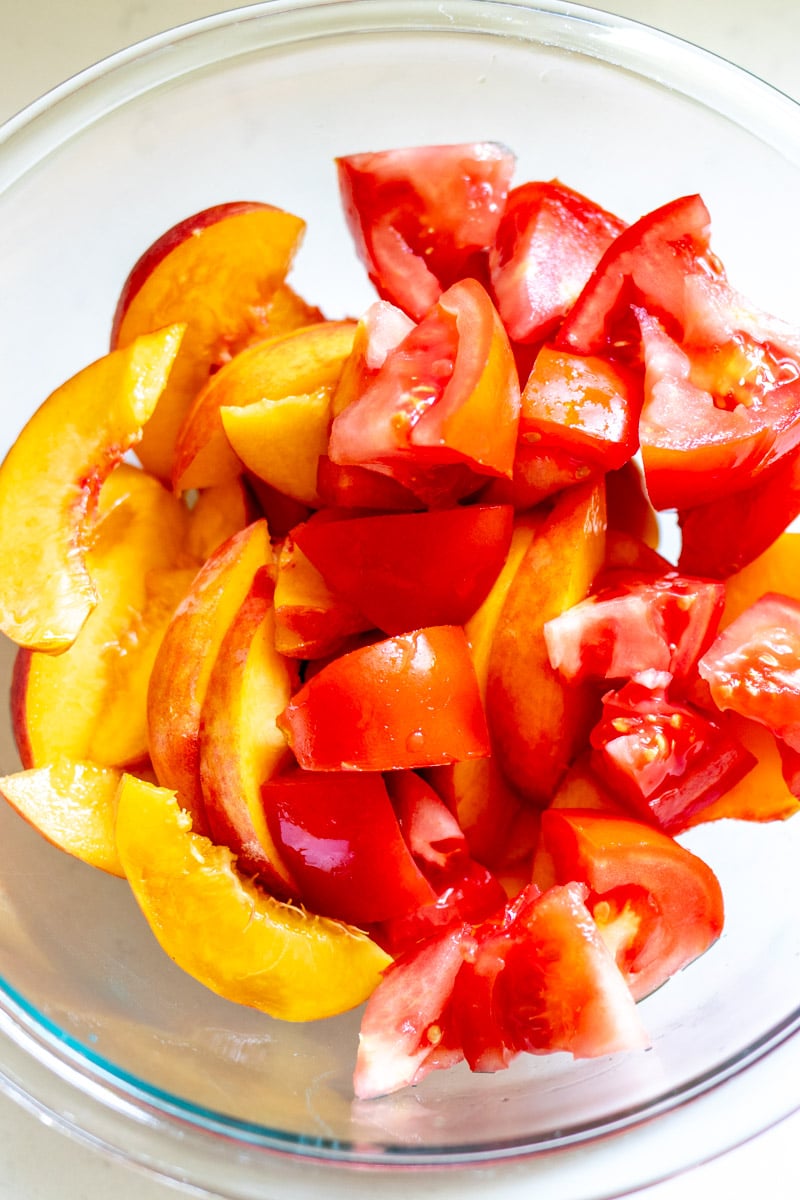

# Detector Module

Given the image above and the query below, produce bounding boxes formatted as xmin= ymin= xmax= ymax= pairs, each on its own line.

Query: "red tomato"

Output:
xmin=489 ymin=179 xmax=626 ymax=344
xmin=292 ymin=504 xmax=513 ymax=636
xmin=372 ymin=771 xmax=507 ymax=955
xmin=277 ymin=626 xmax=491 ymax=771
xmin=337 ymin=142 xmax=516 ymax=321
xmin=637 ymin=308 xmax=800 ymax=510
xmin=540 ymin=809 xmax=725 ymax=1000
xmin=327 ymin=278 xmax=521 ymax=483
xmin=544 ymin=572 xmax=725 ymax=684
xmin=452 ymin=883 xmax=648 ymax=1071
xmin=519 ymin=344 xmax=641 ymax=470
xmin=557 ymin=193 xmax=714 ymax=357
xmin=260 ymin=766 xmax=435 ymax=926
xmin=698 ymin=593 xmax=800 ymax=751
xmin=315 ymin=455 xmax=422 ymax=511
xmin=678 ymin=442 xmax=800 ymax=578
xmin=590 ymin=670 xmax=757 ymax=831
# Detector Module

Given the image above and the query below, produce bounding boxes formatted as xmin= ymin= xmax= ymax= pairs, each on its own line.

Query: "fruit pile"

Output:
xmin=1 ymin=142 xmax=800 ymax=1100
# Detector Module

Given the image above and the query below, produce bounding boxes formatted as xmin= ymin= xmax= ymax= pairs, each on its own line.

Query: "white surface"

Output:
xmin=1 ymin=1 xmax=800 ymax=1198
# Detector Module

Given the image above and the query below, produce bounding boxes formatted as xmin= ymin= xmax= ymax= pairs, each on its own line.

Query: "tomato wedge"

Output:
xmin=277 ymin=626 xmax=491 ymax=771
xmin=489 ymin=179 xmax=626 ymax=344
xmin=260 ymin=766 xmax=435 ymax=926
xmin=337 ymin=142 xmax=516 ymax=321
xmin=519 ymin=344 xmax=641 ymax=471
xmin=540 ymin=809 xmax=725 ymax=1000
xmin=590 ymin=670 xmax=757 ymax=831
xmin=544 ymin=572 xmax=724 ymax=684
xmin=698 ymin=593 xmax=800 ymax=751
xmin=328 ymin=278 xmax=520 ymax=484
xmin=292 ymin=504 xmax=513 ymax=635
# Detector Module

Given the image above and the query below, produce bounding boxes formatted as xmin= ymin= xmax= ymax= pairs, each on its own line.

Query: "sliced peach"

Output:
xmin=199 ymin=568 xmax=297 ymax=895
xmin=0 ymin=326 xmax=183 ymax=652
xmin=0 ymin=758 xmax=125 ymax=876
xmin=115 ymin=774 xmax=391 ymax=1020
xmin=186 ymin=478 xmax=257 ymax=562
xmin=12 ymin=467 xmax=194 ymax=770
xmin=686 ymin=714 xmax=800 ymax=825
xmin=173 ymin=320 xmax=356 ymax=495
xmin=273 ymin=535 xmax=372 ymax=659
xmin=112 ymin=203 xmax=306 ymax=481
xmin=147 ymin=520 xmax=272 ymax=833
xmin=222 ymin=388 xmax=333 ymax=507
xmin=721 ymin=530 xmax=800 ymax=627
xmin=486 ymin=478 xmax=607 ymax=805
xmin=427 ymin=511 xmax=541 ymax=865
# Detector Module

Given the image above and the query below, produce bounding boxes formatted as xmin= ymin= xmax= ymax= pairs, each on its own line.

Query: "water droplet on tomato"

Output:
xmin=405 ymin=729 xmax=425 ymax=754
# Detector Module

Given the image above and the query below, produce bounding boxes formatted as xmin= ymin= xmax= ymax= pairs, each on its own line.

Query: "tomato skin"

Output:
xmin=540 ymin=809 xmax=725 ymax=1000
xmin=260 ymin=766 xmax=435 ymax=926
xmin=519 ymin=345 xmax=641 ymax=471
xmin=678 ymin=443 xmax=800 ymax=578
xmin=277 ymin=626 xmax=491 ymax=771
xmin=292 ymin=504 xmax=514 ymax=636
xmin=337 ymin=142 xmax=516 ymax=322
xmin=489 ymin=179 xmax=626 ymax=344
xmin=590 ymin=671 xmax=757 ymax=832
xmin=544 ymin=573 xmax=725 ymax=685
xmin=698 ymin=593 xmax=800 ymax=750
xmin=327 ymin=278 xmax=521 ymax=482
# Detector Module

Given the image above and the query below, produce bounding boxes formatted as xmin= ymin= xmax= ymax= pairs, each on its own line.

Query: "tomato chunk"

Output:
xmin=540 ymin=809 xmax=725 ymax=1000
xmin=590 ymin=670 xmax=757 ymax=831
xmin=292 ymin=504 xmax=513 ymax=636
xmin=328 ymin=278 xmax=521 ymax=483
xmin=519 ymin=345 xmax=641 ymax=471
xmin=261 ymin=766 xmax=435 ymax=926
xmin=489 ymin=179 xmax=626 ymax=344
xmin=544 ymin=572 xmax=724 ymax=684
xmin=337 ymin=142 xmax=516 ymax=321
xmin=698 ymin=593 xmax=800 ymax=751
xmin=277 ymin=626 xmax=491 ymax=771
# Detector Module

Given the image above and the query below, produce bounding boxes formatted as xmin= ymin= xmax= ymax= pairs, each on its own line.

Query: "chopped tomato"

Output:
xmin=292 ymin=504 xmax=513 ymax=635
xmin=315 ymin=455 xmax=422 ymax=511
xmin=260 ymin=766 xmax=435 ymax=926
xmin=698 ymin=593 xmax=800 ymax=751
xmin=519 ymin=345 xmax=641 ymax=471
xmin=544 ymin=572 xmax=724 ymax=684
xmin=556 ymin=193 xmax=714 ymax=357
xmin=540 ymin=809 xmax=725 ymax=1000
xmin=371 ymin=771 xmax=507 ymax=955
xmin=277 ymin=626 xmax=491 ymax=771
xmin=590 ymin=670 xmax=757 ymax=831
xmin=337 ymin=142 xmax=516 ymax=321
xmin=489 ymin=179 xmax=626 ymax=344
xmin=327 ymin=278 xmax=521 ymax=484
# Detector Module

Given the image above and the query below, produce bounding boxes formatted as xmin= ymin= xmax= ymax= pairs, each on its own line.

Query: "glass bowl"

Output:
xmin=1 ymin=2 xmax=799 ymax=1196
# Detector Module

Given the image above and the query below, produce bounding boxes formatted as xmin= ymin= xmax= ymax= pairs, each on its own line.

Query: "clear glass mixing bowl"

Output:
xmin=1 ymin=2 xmax=799 ymax=1197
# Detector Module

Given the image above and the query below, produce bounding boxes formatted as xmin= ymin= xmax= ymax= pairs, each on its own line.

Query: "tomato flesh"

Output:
xmin=590 ymin=671 xmax=757 ymax=831
xmin=540 ymin=809 xmax=725 ymax=1000
xmin=337 ymin=142 xmax=516 ymax=321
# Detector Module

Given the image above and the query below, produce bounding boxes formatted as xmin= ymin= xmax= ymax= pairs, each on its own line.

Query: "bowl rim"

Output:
xmin=1 ymin=1 xmax=800 ymax=1195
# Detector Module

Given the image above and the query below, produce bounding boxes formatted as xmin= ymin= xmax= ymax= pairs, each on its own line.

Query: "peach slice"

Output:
xmin=147 ymin=519 xmax=272 ymax=833
xmin=0 ymin=758 xmax=125 ymax=876
xmin=173 ymin=319 xmax=356 ymax=495
xmin=186 ymin=478 xmax=258 ymax=562
xmin=199 ymin=568 xmax=297 ymax=894
xmin=0 ymin=326 xmax=183 ymax=652
xmin=486 ymin=478 xmax=607 ymax=805
xmin=115 ymin=774 xmax=391 ymax=1020
xmin=112 ymin=203 xmax=306 ymax=481
xmin=12 ymin=466 xmax=194 ymax=770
